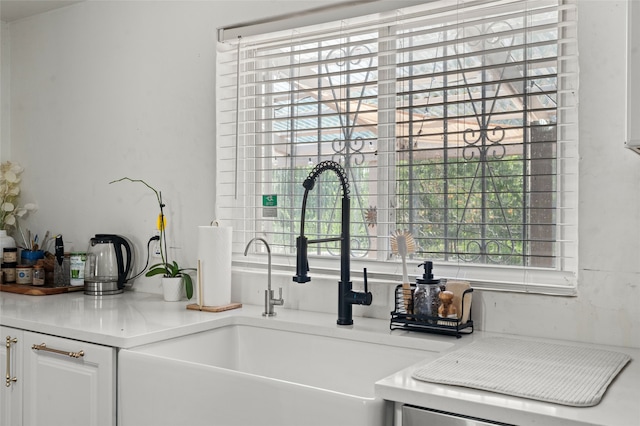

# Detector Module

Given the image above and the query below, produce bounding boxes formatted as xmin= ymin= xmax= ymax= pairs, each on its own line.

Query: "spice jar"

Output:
xmin=16 ymin=265 xmax=33 ymax=285
xmin=2 ymin=262 xmax=16 ymax=283
xmin=3 ymin=247 xmax=17 ymax=263
xmin=32 ymin=264 xmax=45 ymax=286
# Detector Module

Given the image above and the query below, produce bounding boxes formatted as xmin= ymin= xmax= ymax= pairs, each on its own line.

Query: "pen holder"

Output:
xmin=20 ymin=250 xmax=45 ymax=266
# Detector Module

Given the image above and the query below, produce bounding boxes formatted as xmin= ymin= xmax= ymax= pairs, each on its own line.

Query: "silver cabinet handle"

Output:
xmin=5 ymin=336 xmax=17 ymax=387
xmin=32 ymin=343 xmax=84 ymax=359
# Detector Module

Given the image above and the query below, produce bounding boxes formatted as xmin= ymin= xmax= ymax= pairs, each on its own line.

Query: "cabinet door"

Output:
xmin=0 ymin=326 xmax=22 ymax=426
xmin=22 ymin=331 xmax=115 ymax=426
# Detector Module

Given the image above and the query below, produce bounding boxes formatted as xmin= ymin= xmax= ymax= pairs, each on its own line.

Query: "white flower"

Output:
xmin=14 ymin=204 xmax=36 ymax=217
xmin=4 ymin=214 xmax=15 ymax=226
xmin=9 ymin=163 xmax=23 ymax=174
xmin=4 ymin=170 xmax=18 ymax=183
xmin=0 ymin=161 xmax=36 ymax=229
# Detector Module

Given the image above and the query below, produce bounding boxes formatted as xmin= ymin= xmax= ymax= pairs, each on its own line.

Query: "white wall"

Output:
xmin=3 ymin=1 xmax=639 ymax=348
xmin=2 ymin=0 xmax=340 ymax=293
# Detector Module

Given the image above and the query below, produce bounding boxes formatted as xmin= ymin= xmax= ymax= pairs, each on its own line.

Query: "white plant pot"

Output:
xmin=162 ymin=276 xmax=184 ymax=302
xmin=0 ymin=230 xmax=16 ymax=255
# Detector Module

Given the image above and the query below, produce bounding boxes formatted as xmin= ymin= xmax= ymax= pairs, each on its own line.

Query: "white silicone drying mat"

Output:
xmin=412 ymin=337 xmax=631 ymax=407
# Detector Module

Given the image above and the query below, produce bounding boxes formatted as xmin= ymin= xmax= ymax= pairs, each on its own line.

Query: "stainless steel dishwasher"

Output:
xmin=403 ymin=405 xmax=514 ymax=426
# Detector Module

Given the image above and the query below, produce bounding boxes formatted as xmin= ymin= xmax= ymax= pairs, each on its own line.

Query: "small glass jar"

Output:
xmin=16 ymin=265 xmax=33 ymax=285
xmin=3 ymin=247 xmax=17 ymax=263
xmin=2 ymin=262 xmax=17 ymax=284
xmin=32 ymin=266 xmax=45 ymax=286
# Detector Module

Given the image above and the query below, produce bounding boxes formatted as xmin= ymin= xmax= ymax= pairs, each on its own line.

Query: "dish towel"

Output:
xmin=412 ymin=337 xmax=631 ymax=407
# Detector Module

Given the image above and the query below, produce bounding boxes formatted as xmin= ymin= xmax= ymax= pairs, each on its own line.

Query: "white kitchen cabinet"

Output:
xmin=1 ymin=326 xmax=115 ymax=426
xmin=1 ymin=326 xmax=23 ymax=426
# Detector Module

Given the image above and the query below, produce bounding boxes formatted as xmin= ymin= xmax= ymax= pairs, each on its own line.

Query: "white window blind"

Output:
xmin=217 ymin=0 xmax=578 ymax=293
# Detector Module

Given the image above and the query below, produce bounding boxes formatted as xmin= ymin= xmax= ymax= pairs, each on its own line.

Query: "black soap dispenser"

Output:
xmin=412 ymin=261 xmax=441 ymax=321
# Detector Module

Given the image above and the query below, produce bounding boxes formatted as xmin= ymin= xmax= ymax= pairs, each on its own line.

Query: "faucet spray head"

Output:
xmin=293 ymin=236 xmax=311 ymax=283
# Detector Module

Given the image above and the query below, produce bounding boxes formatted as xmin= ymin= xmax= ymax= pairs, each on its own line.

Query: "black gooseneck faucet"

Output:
xmin=292 ymin=160 xmax=373 ymax=325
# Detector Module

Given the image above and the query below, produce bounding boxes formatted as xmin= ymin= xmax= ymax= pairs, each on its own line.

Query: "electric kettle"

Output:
xmin=84 ymin=234 xmax=135 ymax=295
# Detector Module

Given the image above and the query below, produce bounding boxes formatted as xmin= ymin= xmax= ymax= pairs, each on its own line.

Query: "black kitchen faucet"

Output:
xmin=293 ymin=160 xmax=372 ymax=325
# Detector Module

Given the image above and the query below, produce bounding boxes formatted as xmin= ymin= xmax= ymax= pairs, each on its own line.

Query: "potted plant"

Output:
xmin=110 ymin=177 xmax=195 ymax=301
xmin=147 ymin=260 xmax=195 ymax=301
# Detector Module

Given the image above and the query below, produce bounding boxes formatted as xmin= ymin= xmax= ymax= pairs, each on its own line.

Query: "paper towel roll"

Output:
xmin=197 ymin=225 xmax=232 ymax=307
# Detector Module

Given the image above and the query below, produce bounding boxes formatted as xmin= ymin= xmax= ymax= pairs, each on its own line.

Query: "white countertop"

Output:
xmin=376 ymin=338 xmax=640 ymax=426
xmin=0 ymin=290 xmax=243 ymax=348
xmin=1 ymin=290 xmax=638 ymax=426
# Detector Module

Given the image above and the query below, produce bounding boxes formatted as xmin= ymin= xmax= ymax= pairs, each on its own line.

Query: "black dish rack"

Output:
xmin=390 ymin=283 xmax=474 ymax=338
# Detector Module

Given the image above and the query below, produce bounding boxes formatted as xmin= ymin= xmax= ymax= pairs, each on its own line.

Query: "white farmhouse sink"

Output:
xmin=119 ymin=317 xmax=453 ymax=426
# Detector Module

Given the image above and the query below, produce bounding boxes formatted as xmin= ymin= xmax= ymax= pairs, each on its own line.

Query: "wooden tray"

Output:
xmin=0 ymin=284 xmax=85 ymax=296
xmin=186 ymin=302 xmax=242 ymax=313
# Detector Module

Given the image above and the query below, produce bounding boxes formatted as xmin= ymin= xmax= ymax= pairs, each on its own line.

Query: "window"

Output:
xmin=218 ymin=0 xmax=578 ymax=293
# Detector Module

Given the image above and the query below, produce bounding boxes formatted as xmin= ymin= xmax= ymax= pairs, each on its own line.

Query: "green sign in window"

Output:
xmin=262 ymin=194 xmax=277 ymax=207
xmin=262 ymin=194 xmax=277 ymax=218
